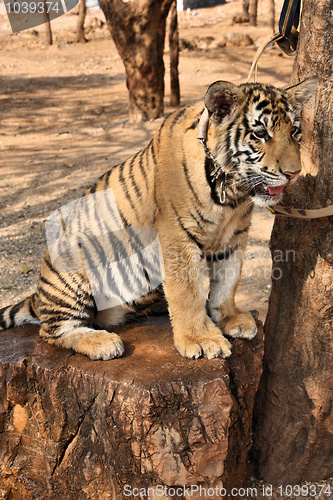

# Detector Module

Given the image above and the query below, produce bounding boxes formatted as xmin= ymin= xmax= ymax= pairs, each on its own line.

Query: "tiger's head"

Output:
xmin=204 ymin=77 xmax=318 ymax=207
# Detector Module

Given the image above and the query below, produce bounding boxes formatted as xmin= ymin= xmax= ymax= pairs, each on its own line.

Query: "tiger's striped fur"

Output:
xmin=0 ymin=78 xmax=317 ymax=360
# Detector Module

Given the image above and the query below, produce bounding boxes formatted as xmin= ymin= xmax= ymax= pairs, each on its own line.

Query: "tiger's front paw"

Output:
xmin=222 ymin=312 xmax=257 ymax=340
xmin=175 ymin=327 xmax=232 ymax=360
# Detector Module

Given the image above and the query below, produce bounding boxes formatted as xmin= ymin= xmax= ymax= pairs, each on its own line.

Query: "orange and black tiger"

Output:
xmin=0 ymin=77 xmax=317 ymax=360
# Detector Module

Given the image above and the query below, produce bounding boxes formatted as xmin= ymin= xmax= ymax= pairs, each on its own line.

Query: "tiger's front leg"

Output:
xmin=163 ymin=241 xmax=231 ymax=359
xmin=207 ymin=246 xmax=257 ymax=340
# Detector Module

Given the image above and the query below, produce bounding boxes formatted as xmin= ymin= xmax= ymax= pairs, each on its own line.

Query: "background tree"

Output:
xmin=249 ymin=0 xmax=258 ymax=26
xmin=253 ymin=0 xmax=333 ymax=485
xmin=268 ymin=0 xmax=275 ymax=32
xmin=242 ymin=0 xmax=249 ymax=17
xmin=75 ymin=0 xmax=87 ymax=43
xmin=232 ymin=0 xmax=250 ymax=23
xmin=168 ymin=0 xmax=180 ymax=107
xmin=43 ymin=0 xmax=53 ymax=45
xmin=99 ymin=0 xmax=174 ymax=122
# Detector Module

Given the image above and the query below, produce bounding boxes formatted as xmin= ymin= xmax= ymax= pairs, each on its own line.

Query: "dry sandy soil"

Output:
xmin=1 ymin=2 xmax=332 ymax=497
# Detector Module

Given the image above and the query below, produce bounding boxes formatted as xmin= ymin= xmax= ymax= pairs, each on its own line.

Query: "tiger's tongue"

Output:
xmin=268 ymin=185 xmax=285 ymax=195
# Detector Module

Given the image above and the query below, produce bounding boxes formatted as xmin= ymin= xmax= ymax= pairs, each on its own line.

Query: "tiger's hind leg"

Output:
xmin=130 ymin=286 xmax=168 ymax=318
xmin=95 ymin=287 xmax=168 ymax=329
xmin=36 ymin=265 xmax=125 ymax=360
xmin=40 ymin=322 xmax=125 ymax=360
xmin=40 ymin=288 xmax=166 ymax=360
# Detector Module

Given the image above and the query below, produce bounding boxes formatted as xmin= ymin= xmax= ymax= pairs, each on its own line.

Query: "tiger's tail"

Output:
xmin=0 ymin=294 xmax=38 ymax=330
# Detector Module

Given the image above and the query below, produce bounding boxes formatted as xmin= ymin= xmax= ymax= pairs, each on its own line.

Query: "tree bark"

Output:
xmin=75 ymin=0 xmax=87 ymax=43
xmin=100 ymin=0 xmax=174 ymax=122
xmin=0 ymin=317 xmax=264 ymax=498
xmin=242 ymin=0 xmax=249 ymax=16
xmin=169 ymin=0 xmax=180 ymax=107
xmin=43 ymin=1 xmax=53 ymax=45
xmin=252 ymin=0 xmax=333 ymax=486
xmin=233 ymin=0 xmax=249 ymax=24
xmin=249 ymin=0 xmax=258 ymax=26
xmin=268 ymin=0 xmax=275 ymax=32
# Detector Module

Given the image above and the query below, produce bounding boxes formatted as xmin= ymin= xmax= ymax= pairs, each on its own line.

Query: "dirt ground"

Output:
xmin=1 ymin=2 xmax=333 ymax=497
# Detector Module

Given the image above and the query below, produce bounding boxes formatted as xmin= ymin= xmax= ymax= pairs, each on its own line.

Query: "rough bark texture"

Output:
xmin=168 ymin=1 xmax=180 ymax=107
xmin=252 ymin=0 xmax=333 ymax=486
xmin=75 ymin=0 xmax=87 ymax=43
xmin=99 ymin=0 xmax=174 ymax=122
xmin=268 ymin=0 xmax=275 ymax=32
xmin=0 ymin=315 xmax=263 ymax=499
xmin=43 ymin=4 xmax=53 ymax=45
xmin=242 ymin=0 xmax=249 ymax=16
xmin=248 ymin=0 xmax=257 ymax=26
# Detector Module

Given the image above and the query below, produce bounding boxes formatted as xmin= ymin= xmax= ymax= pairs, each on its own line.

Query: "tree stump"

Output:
xmin=0 ymin=315 xmax=263 ymax=499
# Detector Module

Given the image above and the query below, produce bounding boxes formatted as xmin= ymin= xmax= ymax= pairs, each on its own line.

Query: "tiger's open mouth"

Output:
xmin=252 ymin=182 xmax=286 ymax=197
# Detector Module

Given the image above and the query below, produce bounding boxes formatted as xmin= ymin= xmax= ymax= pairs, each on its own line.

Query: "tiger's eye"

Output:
xmin=253 ymin=128 xmax=268 ymax=140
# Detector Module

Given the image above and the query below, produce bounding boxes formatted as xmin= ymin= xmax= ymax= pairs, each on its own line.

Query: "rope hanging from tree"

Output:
xmin=246 ymin=0 xmax=301 ymax=83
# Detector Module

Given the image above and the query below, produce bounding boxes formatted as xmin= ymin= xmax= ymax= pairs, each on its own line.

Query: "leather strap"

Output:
xmin=197 ymin=108 xmax=209 ymax=141
xmin=276 ymin=26 xmax=299 ymax=56
xmin=268 ymin=204 xmax=333 ymax=219
xmin=279 ymin=0 xmax=300 ymax=38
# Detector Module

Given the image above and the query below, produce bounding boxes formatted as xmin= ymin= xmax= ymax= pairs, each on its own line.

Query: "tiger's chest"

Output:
xmin=185 ymin=200 xmax=253 ymax=255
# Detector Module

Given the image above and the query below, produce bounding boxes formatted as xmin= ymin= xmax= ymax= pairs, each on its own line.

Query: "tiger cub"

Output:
xmin=0 ymin=78 xmax=317 ymax=360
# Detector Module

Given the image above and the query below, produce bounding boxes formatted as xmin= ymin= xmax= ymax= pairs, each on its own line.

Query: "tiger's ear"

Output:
xmin=286 ymin=76 xmax=318 ymax=114
xmin=204 ymin=81 xmax=244 ymax=124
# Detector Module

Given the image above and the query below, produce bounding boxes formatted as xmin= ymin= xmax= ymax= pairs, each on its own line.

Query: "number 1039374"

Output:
xmin=5 ymin=1 xmax=62 ymax=14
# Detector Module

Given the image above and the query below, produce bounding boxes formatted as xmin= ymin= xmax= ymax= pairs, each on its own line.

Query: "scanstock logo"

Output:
xmin=4 ymin=0 xmax=79 ymax=33
xmin=45 ymin=189 xmax=164 ymax=311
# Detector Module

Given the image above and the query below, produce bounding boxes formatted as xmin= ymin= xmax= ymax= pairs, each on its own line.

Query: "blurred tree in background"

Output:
xmin=100 ymin=0 xmax=175 ymax=122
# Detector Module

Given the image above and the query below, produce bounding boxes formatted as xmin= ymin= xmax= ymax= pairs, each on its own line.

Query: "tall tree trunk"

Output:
xmin=43 ymin=0 xmax=53 ymax=45
xmin=268 ymin=0 xmax=275 ymax=32
xmin=252 ymin=0 xmax=333 ymax=486
xmin=75 ymin=0 xmax=87 ymax=43
xmin=249 ymin=0 xmax=258 ymax=26
xmin=242 ymin=0 xmax=249 ymax=16
xmin=100 ymin=0 xmax=174 ymax=122
xmin=169 ymin=0 xmax=180 ymax=107
xmin=233 ymin=0 xmax=249 ymax=24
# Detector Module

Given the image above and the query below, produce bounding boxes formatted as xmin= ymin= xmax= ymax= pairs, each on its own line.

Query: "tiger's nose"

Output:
xmin=284 ymin=170 xmax=301 ymax=180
